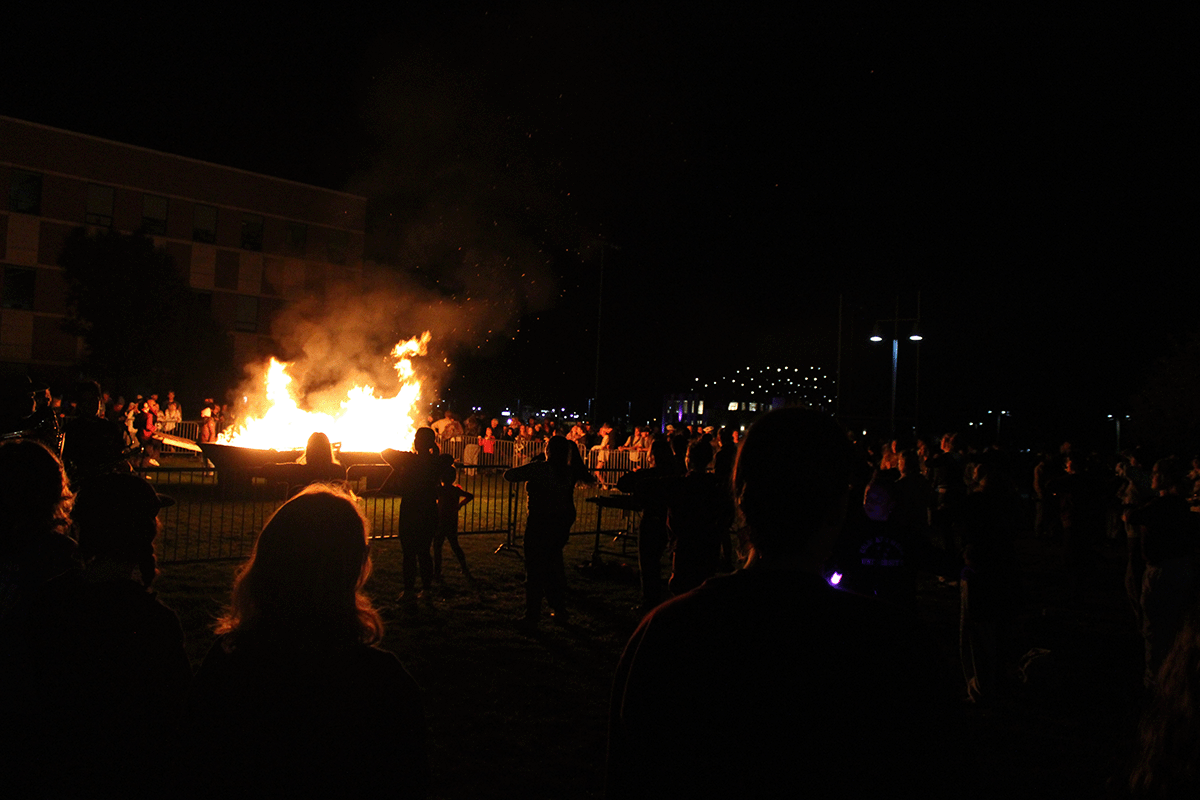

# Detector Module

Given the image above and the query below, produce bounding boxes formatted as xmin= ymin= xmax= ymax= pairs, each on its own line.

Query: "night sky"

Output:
xmin=6 ymin=7 xmax=1193 ymax=446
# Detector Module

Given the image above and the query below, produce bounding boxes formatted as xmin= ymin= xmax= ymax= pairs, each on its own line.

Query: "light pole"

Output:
xmin=1108 ymin=414 xmax=1129 ymax=453
xmin=869 ymin=292 xmax=923 ymax=439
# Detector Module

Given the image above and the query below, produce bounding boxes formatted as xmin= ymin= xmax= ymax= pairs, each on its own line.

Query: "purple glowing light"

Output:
xmin=829 ymin=571 xmax=843 ymax=586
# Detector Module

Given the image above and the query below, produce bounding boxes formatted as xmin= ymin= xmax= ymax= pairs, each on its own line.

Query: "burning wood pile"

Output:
xmin=201 ymin=332 xmax=432 ymax=488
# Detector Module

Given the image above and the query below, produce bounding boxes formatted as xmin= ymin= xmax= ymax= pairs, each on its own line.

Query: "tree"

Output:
xmin=58 ymin=228 xmax=237 ymax=403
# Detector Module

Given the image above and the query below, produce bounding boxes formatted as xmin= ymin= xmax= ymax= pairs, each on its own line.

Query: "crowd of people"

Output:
xmin=7 ymin=367 xmax=1200 ymax=795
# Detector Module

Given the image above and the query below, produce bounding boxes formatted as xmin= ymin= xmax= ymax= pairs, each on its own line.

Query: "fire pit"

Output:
xmin=200 ymin=442 xmax=393 ymax=494
xmin=200 ymin=442 xmax=302 ymax=493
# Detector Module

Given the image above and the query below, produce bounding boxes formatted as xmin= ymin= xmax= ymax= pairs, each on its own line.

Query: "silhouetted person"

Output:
xmin=617 ymin=439 xmax=680 ymax=613
xmin=834 ymin=470 xmax=951 ymax=614
xmin=1047 ymin=454 xmax=1107 ymax=580
xmin=662 ymin=440 xmax=730 ymax=594
xmin=31 ymin=473 xmax=190 ymax=796
xmin=435 ymin=457 xmax=474 ymax=586
xmin=256 ymin=431 xmax=348 ymax=495
xmin=929 ymin=432 xmax=967 ymax=552
xmin=607 ymin=407 xmax=967 ymax=798
xmin=61 ymin=380 xmax=130 ymax=487
xmin=1128 ymin=594 xmax=1200 ymax=797
xmin=180 ymin=484 xmax=428 ymax=798
xmin=382 ymin=428 xmax=443 ymax=602
xmin=1127 ymin=457 xmax=1199 ymax=689
xmin=957 ymin=461 xmax=1022 ymax=704
xmin=505 ymin=436 xmax=594 ymax=628
xmin=712 ymin=428 xmax=739 ymax=569
xmin=0 ymin=439 xmax=78 ymax=794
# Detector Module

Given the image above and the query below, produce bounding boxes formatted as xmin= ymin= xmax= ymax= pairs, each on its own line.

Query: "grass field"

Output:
xmin=153 ymin=492 xmax=1147 ymax=798
xmin=156 ymin=528 xmax=642 ymax=800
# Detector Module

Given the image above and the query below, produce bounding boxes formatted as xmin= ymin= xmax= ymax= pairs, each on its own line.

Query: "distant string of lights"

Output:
xmin=690 ymin=365 xmax=834 ymax=407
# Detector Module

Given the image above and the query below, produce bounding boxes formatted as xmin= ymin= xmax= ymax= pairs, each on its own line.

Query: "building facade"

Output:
xmin=663 ymin=365 xmax=836 ymax=432
xmin=0 ymin=116 xmax=366 ymax=381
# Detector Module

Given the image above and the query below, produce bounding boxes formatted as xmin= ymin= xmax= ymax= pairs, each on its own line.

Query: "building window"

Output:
xmin=142 ymin=195 xmax=169 ymax=236
xmin=234 ymin=295 xmax=258 ymax=332
xmin=194 ymin=205 xmax=218 ymax=243
xmin=1 ymin=266 xmax=36 ymax=309
xmin=727 ymin=401 xmax=738 ymax=411
xmin=327 ymin=229 xmax=349 ymax=264
xmin=286 ymin=222 xmax=307 ymax=255
xmin=9 ymin=170 xmax=42 ymax=215
xmin=241 ymin=214 xmax=264 ymax=251
xmin=85 ymin=184 xmax=114 ymax=226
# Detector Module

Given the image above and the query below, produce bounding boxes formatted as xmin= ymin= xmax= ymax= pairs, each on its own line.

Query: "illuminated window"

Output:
xmin=697 ymin=401 xmax=704 ymax=415
xmin=85 ymin=184 xmax=114 ymax=226
xmin=193 ymin=205 xmax=217 ymax=243
xmin=749 ymin=402 xmax=758 ymax=412
xmin=9 ymin=170 xmax=42 ymax=214
xmin=241 ymin=214 xmax=264 ymax=251
xmin=727 ymin=401 xmax=738 ymax=411
xmin=142 ymin=195 xmax=169 ymax=235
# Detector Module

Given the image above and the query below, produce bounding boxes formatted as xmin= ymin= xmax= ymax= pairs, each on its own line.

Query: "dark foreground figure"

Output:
xmin=505 ymin=436 xmax=594 ymax=626
xmin=180 ymin=484 xmax=428 ymax=798
xmin=607 ymin=407 xmax=967 ymax=798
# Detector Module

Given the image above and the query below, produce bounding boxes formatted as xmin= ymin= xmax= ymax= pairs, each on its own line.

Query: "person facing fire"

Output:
xmin=61 ymin=380 xmax=129 ymax=488
xmin=382 ymin=427 xmax=442 ymax=602
xmin=256 ymin=431 xmax=347 ymax=496
xmin=179 ymin=484 xmax=428 ymax=797
xmin=505 ymin=435 xmax=595 ymax=628
xmin=606 ymin=407 xmax=968 ymax=798
xmin=436 ymin=457 xmax=474 ymax=586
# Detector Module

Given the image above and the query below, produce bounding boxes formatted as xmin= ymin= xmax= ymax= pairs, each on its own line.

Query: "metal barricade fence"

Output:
xmin=158 ymin=420 xmax=202 ymax=456
xmin=435 ymin=435 xmax=548 ymax=469
xmin=146 ymin=450 xmax=643 ymax=564
xmin=140 ymin=466 xmax=286 ymax=564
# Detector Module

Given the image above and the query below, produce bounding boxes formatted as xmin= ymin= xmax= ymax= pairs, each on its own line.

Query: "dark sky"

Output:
xmin=6 ymin=7 xmax=1193 ymax=443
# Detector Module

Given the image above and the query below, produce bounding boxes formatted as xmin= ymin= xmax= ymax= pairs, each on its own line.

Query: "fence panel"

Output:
xmin=141 ymin=467 xmax=286 ymax=563
xmin=150 ymin=453 xmax=648 ymax=564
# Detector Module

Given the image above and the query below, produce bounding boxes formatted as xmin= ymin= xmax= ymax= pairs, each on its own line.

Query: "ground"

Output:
xmin=155 ymin=527 xmax=1144 ymax=799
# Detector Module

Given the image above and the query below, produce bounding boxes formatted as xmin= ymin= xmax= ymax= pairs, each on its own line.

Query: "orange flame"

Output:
xmin=217 ymin=331 xmax=432 ymax=452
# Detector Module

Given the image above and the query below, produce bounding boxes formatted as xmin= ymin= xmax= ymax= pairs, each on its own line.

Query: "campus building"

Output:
xmin=0 ymin=115 xmax=366 ymax=381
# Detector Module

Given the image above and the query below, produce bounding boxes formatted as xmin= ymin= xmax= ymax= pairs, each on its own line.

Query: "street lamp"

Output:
xmin=869 ymin=293 xmax=924 ymax=439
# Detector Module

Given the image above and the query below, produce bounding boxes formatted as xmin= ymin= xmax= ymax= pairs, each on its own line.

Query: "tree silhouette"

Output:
xmin=58 ymin=228 xmax=236 ymax=404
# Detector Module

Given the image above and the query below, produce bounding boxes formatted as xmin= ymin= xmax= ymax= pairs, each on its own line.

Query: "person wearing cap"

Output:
xmin=23 ymin=472 xmax=189 ymax=796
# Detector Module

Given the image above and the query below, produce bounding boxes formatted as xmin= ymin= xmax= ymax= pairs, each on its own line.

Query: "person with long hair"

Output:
xmin=180 ymin=484 xmax=428 ymax=797
xmin=1128 ymin=597 xmax=1200 ymax=797
xmin=256 ymin=430 xmax=347 ymax=495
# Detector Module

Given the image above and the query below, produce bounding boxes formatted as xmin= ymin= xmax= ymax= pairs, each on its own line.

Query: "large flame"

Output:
xmin=217 ymin=332 xmax=432 ymax=452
